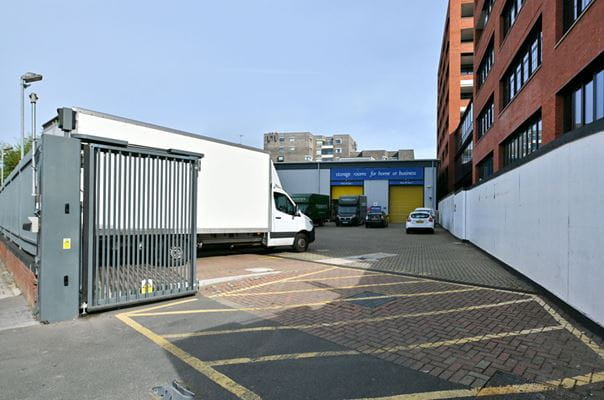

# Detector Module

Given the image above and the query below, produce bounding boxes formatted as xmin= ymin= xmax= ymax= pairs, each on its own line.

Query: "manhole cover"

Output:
xmin=346 ymin=291 xmax=393 ymax=308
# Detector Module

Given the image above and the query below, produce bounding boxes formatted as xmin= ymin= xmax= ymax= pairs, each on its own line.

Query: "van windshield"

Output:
xmin=339 ymin=206 xmax=357 ymax=213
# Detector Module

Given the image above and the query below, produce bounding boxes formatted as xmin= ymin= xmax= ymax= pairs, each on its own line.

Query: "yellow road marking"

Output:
xmin=130 ymin=287 xmax=483 ymax=317
xmin=531 ymin=294 xmax=604 ymax=361
xmin=287 ymin=272 xmax=391 ymax=282
xmin=115 ymin=313 xmax=260 ymax=400
xmin=199 ymin=325 xmax=563 ymax=367
xmin=123 ymin=297 xmax=198 ymax=315
xmin=206 ymin=350 xmax=359 ymax=367
xmin=163 ymin=299 xmax=535 ymax=339
xmin=209 ymin=266 xmax=337 ymax=298
xmin=220 ymin=280 xmax=426 ymax=297
xmin=354 ymin=370 xmax=604 ymax=399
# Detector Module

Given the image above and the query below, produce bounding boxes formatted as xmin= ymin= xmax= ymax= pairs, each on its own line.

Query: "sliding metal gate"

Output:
xmin=81 ymin=143 xmax=200 ymax=311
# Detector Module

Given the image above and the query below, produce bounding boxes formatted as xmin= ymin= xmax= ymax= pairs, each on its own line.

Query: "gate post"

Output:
xmin=37 ymin=135 xmax=81 ymax=322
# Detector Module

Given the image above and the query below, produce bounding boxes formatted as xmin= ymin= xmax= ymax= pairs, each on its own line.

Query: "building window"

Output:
xmin=288 ymin=147 xmax=295 ymax=152
xmin=278 ymin=137 xmax=285 ymax=142
xmin=477 ymin=153 xmax=494 ymax=181
xmin=289 ymin=137 xmax=295 ymax=142
xmin=335 ymin=138 xmax=342 ymax=144
xmin=477 ymin=39 xmax=494 ymax=89
xmin=321 ymin=148 xmax=333 ymax=155
xmin=564 ymin=0 xmax=594 ymax=31
xmin=477 ymin=97 xmax=494 ymax=139
xmin=278 ymin=147 xmax=284 ymax=152
xmin=502 ymin=23 xmax=542 ymax=106
xmin=481 ymin=0 xmax=495 ymax=26
xmin=502 ymin=0 xmax=525 ymax=38
xmin=335 ymin=148 xmax=342 ymax=154
xmin=304 ymin=155 xmax=312 ymax=161
xmin=502 ymin=112 xmax=542 ymax=167
xmin=566 ymin=64 xmax=604 ymax=131
xmin=461 ymin=91 xmax=472 ymax=100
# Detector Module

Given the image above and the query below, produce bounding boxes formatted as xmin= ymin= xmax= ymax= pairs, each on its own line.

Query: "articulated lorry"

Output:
xmin=335 ymin=195 xmax=367 ymax=226
xmin=43 ymin=108 xmax=315 ymax=252
xmin=290 ymin=194 xmax=330 ymax=226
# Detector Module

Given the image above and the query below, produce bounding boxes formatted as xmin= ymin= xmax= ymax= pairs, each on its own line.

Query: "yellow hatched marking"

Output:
xmin=130 ymin=287 xmax=482 ymax=317
xmin=163 ymin=299 xmax=534 ymax=339
xmin=354 ymin=370 xmax=604 ymax=399
xmin=209 ymin=266 xmax=337 ymax=298
xmin=123 ymin=297 xmax=198 ymax=315
xmin=199 ymin=325 xmax=563 ymax=367
xmin=220 ymin=280 xmax=426 ymax=297
xmin=531 ymin=294 xmax=604 ymax=361
xmin=287 ymin=272 xmax=391 ymax=282
xmin=115 ymin=313 xmax=260 ymax=400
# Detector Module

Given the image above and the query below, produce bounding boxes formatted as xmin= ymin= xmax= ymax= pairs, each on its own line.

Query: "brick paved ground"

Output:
xmin=117 ymin=250 xmax=604 ymax=399
xmin=276 ymin=223 xmax=536 ymax=292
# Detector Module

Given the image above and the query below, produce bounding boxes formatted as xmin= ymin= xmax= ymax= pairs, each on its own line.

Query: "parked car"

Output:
xmin=414 ymin=207 xmax=437 ymax=223
xmin=365 ymin=206 xmax=389 ymax=228
xmin=406 ymin=211 xmax=435 ymax=233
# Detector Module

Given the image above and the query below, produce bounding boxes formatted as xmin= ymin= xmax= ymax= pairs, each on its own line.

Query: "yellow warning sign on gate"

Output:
xmin=141 ymin=279 xmax=154 ymax=294
xmin=62 ymin=238 xmax=71 ymax=250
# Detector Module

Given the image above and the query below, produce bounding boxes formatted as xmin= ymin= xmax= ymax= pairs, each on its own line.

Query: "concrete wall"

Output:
xmin=277 ymin=169 xmax=330 ymax=195
xmin=438 ymin=130 xmax=604 ymax=327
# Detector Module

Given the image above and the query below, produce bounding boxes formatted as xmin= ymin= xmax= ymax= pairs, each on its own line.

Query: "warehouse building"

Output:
xmin=275 ymin=160 xmax=438 ymax=223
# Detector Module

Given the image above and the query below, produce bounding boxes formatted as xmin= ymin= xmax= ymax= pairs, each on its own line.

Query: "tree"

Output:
xmin=2 ymin=139 xmax=32 ymax=182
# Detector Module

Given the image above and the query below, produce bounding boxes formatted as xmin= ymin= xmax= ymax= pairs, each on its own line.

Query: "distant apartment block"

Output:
xmin=264 ymin=132 xmax=357 ymax=162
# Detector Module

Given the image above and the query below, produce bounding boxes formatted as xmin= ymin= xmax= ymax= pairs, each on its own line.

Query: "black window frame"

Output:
xmin=477 ymin=96 xmax=495 ymax=140
xmin=502 ymin=21 xmax=542 ymax=107
xmin=502 ymin=0 xmax=526 ymax=39
xmin=477 ymin=37 xmax=495 ymax=90
xmin=564 ymin=0 xmax=594 ymax=32
xmin=477 ymin=153 xmax=494 ymax=181
xmin=502 ymin=111 xmax=543 ymax=167
xmin=565 ymin=63 xmax=604 ymax=132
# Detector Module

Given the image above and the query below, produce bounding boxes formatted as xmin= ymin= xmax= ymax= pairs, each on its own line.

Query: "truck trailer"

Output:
xmin=290 ymin=194 xmax=330 ymax=226
xmin=43 ymin=107 xmax=315 ymax=252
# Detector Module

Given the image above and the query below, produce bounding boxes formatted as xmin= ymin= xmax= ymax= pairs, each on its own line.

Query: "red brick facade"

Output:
xmin=472 ymin=0 xmax=603 ymax=182
xmin=0 ymin=239 xmax=37 ymax=307
xmin=437 ymin=0 xmax=475 ymax=196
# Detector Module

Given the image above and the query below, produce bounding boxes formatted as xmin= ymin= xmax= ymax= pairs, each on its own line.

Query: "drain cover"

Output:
xmin=346 ymin=291 xmax=393 ymax=308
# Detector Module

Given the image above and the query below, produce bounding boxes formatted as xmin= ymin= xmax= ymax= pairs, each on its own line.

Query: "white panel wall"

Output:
xmin=423 ymin=167 xmax=437 ymax=210
xmin=364 ymin=180 xmax=389 ymax=212
xmin=277 ymin=169 xmax=330 ymax=195
xmin=438 ymin=130 xmax=604 ymax=327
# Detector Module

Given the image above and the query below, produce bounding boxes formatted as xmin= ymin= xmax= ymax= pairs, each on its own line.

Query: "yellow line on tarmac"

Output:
xmin=531 ymin=294 xmax=604 ymax=360
xmin=123 ymin=297 xmax=199 ymax=315
xmin=220 ymin=280 xmax=426 ymax=297
xmin=163 ymin=299 xmax=535 ymax=339
xmin=209 ymin=266 xmax=337 ymax=298
xmin=287 ymin=272 xmax=391 ymax=282
xmin=354 ymin=370 xmax=604 ymax=399
xmin=206 ymin=350 xmax=359 ymax=367
xmin=115 ymin=313 xmax=260 ymax=400
xmin=199 ymin=325 xmax=563 ymax=367
xmin=130 ymin=287 xmax=482 ymax=317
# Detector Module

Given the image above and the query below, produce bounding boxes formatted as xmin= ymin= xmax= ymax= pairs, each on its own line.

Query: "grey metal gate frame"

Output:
xmin=81 ymin=142 xmax=200 ymax=311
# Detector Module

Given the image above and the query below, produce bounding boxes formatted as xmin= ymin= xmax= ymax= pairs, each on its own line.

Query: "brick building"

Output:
xmin=439 ymin=0 xmax=603 ymax=195
xmin=471 ymin=0 xmax=603 ymax=183
xmin=264 ymin=132 xmax=357 ymax=162
xmin=437 ymin=0 xmax=475 ymax=197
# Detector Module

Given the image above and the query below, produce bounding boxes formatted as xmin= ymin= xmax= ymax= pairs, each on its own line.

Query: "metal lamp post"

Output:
xmin=20 ymin=72 xmax=43 ymax=159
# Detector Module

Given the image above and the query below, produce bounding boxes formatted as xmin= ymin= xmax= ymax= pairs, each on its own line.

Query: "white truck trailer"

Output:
xmin=43 ymin=107 xmax=315 ymax=251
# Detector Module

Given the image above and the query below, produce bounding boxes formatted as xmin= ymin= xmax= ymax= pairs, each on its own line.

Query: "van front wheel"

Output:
xmin=292 ymin=233 xmax=309 ymax=252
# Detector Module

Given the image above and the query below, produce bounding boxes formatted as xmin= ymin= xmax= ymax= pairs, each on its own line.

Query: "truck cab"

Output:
xmin=290 ymin=193 xmax=330 ymax=226
xmin=267 ymin=187 xmax=315 ymax=251
xmin=335 ymin=195 xmax=368 ymax=226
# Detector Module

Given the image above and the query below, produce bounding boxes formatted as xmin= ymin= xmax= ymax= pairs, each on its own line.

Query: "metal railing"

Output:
xmin=0 ymin=151 xmax=38 ymax=259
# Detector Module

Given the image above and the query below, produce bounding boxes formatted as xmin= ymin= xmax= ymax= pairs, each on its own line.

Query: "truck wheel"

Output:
xmin=292 ymin=233 xmax=309 ymax=252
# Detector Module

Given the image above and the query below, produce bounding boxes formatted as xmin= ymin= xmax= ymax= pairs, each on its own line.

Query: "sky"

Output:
xmin=0 ymin=1 xmax=447 ymax=159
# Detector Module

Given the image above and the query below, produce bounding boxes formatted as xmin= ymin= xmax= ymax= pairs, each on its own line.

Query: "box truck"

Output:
xmin=290 ymin=194 xmax=330 ymax=226
xmin=335 ymin=195 xmax=367 ymax=226
xmin=43 ymin=108 xmax=315 ymax=252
